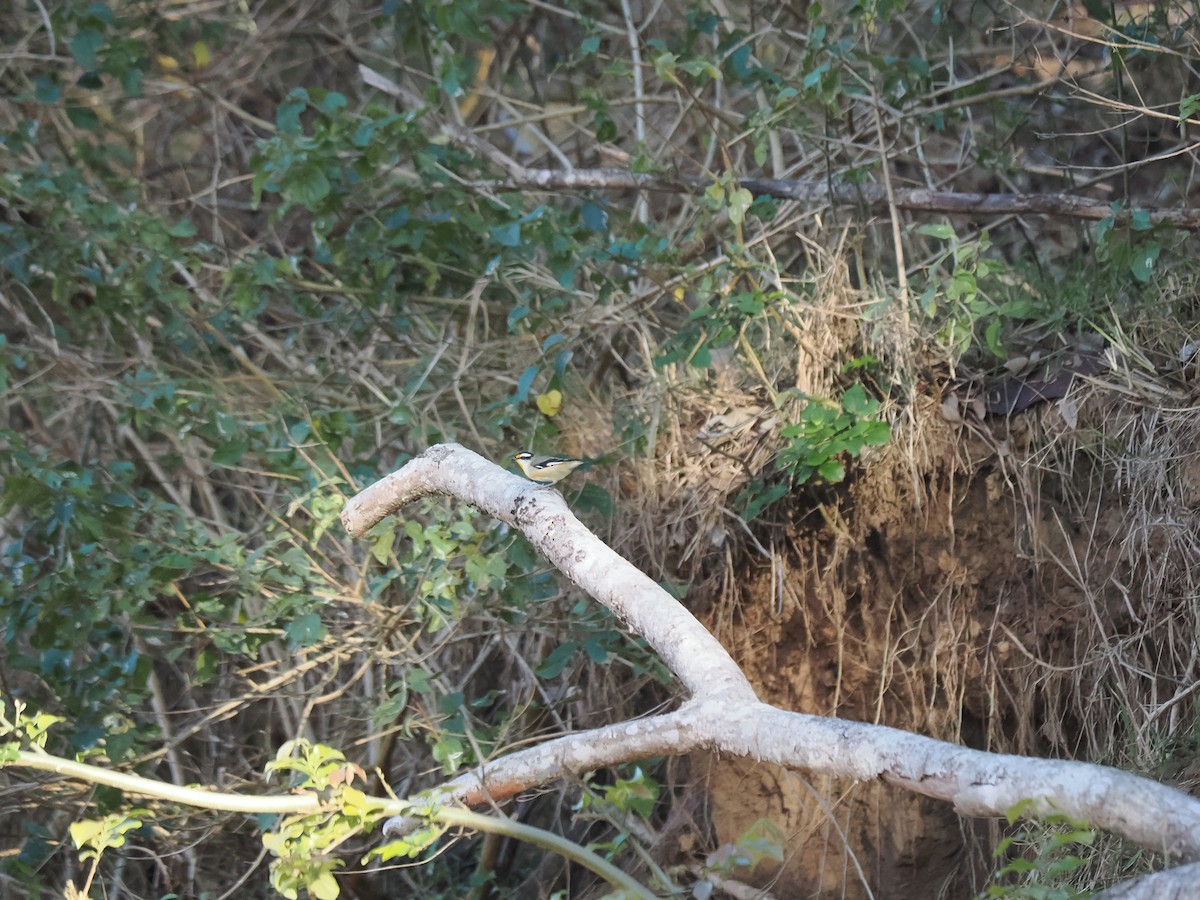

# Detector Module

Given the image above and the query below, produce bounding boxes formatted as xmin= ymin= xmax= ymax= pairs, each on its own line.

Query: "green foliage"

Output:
xmin=245 ymin=86 xmax=662 ymax=346
xmin=70 ymin=811 xmax=149 ymax=865
xmin=1182 ymin=92 xmax=1200 ymax=124
xmin=365 ymin=808 xmax=447 ymax=865
xmin=2 ymin=705 xmax=151 ymax=897
xmin=1095 ymin=208 xmax=1172 ymax=285
xmin=0 ymin=161 xmax=202 ymax=332
xmin=1 ymin=447 xmax=172 ymax=747
xmin=657 ymin=282 xmax=785 ymax=369
xmin=699 ymin=818 xmax=785 ymax=878
xmin=598 ymin=767 xmax=660 ymax=819
xmin=264 ymin=740 xmax=389 ymax=900
xmin=68 ymin=809 xmax=152 ymax=900
xmin=914 ymin=214 xmax=1181 ymax=371
xmin=369 ymin=502 xmax=515 ymax=629
xmin=575 ymin=766 xmax=664 ymax=869
xmin=738 ymin=384 xmax=891 ymax=520
xmin=0 ymin=429 xmax=340 ymax=751
xmin=0 ymin=697 xmax=66 ymax=754
xmin=981 ymin=805 xmax=1098 ymax=900
xmin=915 ymin=225 xmax=1012 ymax=358
xmin=776 ymin=384 xmax=890 ymax=483
xmin=703 ymin=177 xmax=756 ymax=227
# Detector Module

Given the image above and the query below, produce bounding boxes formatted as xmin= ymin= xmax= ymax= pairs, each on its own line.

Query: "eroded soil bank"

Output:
xmin=695 ymin=388 xmax=1200 ymax=897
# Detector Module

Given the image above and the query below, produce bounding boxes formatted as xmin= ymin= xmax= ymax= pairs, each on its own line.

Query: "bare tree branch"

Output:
xmin=359 ymin=62 xmax=1200 ymax=229
xmin=341 ymin=444 xmax=756 ymax=703
xmin=474 ymin=168 xmax=1200 ymax=230
xmin=342 ymin=444 xmax=1200 ymax=865
xmin=1092 ymin=861 xmax=1200 ymax=900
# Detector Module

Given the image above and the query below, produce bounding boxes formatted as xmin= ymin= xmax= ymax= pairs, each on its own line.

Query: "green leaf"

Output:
xmin=194 ymin=648 xmax=218 ymax=686
xmin=408 ymin=668 xmax=434 ymax=693
xmin=581 ymin=201 xmax=608 ymax=232
xmin=69 ymin=819 xmax=107 ymax=850
xmin=212 ymin=437 xmax=249 ymax=467
xmin=1182 ymin=92 xmax=1200 ymax=122
xmin=285 ymin=612 xmax=326 ymax=647
xmin=582 ymin=635 xmax=612 ymax=664
xmin=66 ymin=107 xmax=100 ymax=131
xmin=370 ymin=525 xmax=396 ymax=564
xmin=287 ymin=167 xmax=332 ymax=209
xmin=371 ymin=685 xmax=409 ymax=730
xmin=507 ymin=304 xmax=530 ymax=330
xmin=802 ymin=61 xmax=830 ymax=90
xmin=841 ymin=384 xmax=878 ymax=416
xmin=738 ymin=481 xmax=789 ymax=521
xmin=514 ymin=365 xmax=539 ymax=402
xmin=862 ymin=420 xmax=891 ymax=446
xmin=653 ymin=51 xmax=679 ymax=81
xmin=277 ymin=90 xmax=308 ymax=133
xmin=316 ymin=91 xmax=347 ymax=115
xmin=34 ymin=76 xmax=62 ymax=104
xmin=464 ymin=552 xmax=506 ymax=588
xmin=916 ymin=223 xmax=956 ymax=239
xmin=536 ymin=641 xmax=579 ymax=678
xmin=817 ymin=459 xmax=845 ymax=481
xmin=491 ymin=222 xmax=521 ymax=247
xmin=307 ymin=869 xmax=340 ymax=900
xmin=604 ymin=770 xmax=659 ymax=817
xmin=368 ymin=822 xmax=448 ymax=862
xmin=728 ymin=187 xmax=754 ymax=225
xmin=431 ymin=733 xmax=464 ymax=770
xmin=1129 ymin=242 xmax=1160 ymax=283
xmin=679 ymin=57 xmax=721 ymax=80
xmin=948 ymin=270 xmax=977 ymax=300
xmin=69 ymin=29 xmax=105 ymax=70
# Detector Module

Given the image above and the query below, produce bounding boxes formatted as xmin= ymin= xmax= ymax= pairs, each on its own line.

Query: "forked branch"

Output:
xmin=342 ymin=444 xmax=1200 ymax=863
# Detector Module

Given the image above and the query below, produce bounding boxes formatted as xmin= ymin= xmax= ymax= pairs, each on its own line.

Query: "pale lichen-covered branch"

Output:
xmin=345 ymin=444 xmax=1200 ymax=863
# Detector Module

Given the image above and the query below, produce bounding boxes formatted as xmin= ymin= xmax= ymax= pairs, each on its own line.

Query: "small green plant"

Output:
xmin=582 ymin=766 xmax=661 ymax=823
xmin=698 ymin=818 xmax=785 ymax=884
xmin=68 ymin=811 xmax=151 ymax=900
xmin=738 ymin=383 xmax=890 ymax=520
xmin=656 ymin=281 xmax=788 ymax=370
xmin=914 ymin=224 xmax=1011 ymax=358
xmin=981 ymin=803 xmax=1097 ymax=900
xmin=263 ymin=740 xmax=390 ymax=900
xmin=0 ymin=698 xmax=65 ymax=753
xmin=1095 ymin=207 xmax=1173 ymax=285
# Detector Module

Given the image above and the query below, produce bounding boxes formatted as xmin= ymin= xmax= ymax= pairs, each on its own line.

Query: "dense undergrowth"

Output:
xmin=2 ymin=0 xmax=1200 ymax=896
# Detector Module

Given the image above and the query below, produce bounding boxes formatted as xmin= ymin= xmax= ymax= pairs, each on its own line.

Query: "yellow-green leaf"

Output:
xmin=309 ymin=869 xmax=341 ymax=900
xmin=536 ymin=390 xmax=563 ymax=416
xmin=69 ymin=820 xmax=106 ymax=849
xmin=193 ymin=40 xmax=211 ymax=68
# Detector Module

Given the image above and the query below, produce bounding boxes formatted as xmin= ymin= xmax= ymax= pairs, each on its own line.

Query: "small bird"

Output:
xmin=512 ymin=451 xmax=586 ymax=486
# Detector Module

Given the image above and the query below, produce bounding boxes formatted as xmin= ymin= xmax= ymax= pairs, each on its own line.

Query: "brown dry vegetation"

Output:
xmin=3 ymin=0 xmax=1200 ymax=897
